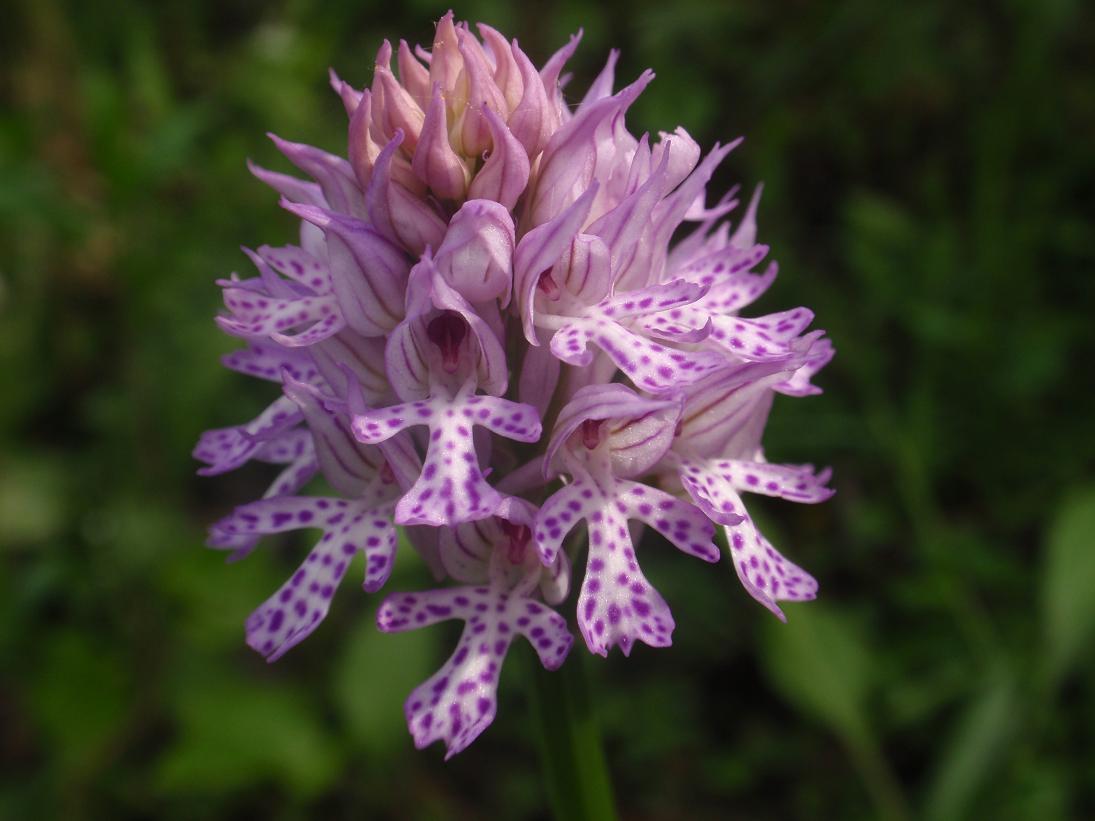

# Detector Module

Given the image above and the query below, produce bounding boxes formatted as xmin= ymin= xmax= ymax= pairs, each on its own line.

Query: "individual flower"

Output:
xmin=197 ymin=12 xmax=834 ymax=757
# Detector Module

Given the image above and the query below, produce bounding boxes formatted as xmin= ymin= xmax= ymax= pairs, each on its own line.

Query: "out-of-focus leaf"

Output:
xmin=995 ymin=753 xmax=1069 ymax=821
xmin=156 ymin=673 xmax=338 ymax=796
xmin=763 ymin=606 xmax=917 ymax=821
xmin=0 ymin=455 xmax=66 ymax=545
xmin=845 ymin=192 xmax=915 ymax=307
xmin=160 ymin=545 xmax=283 ymax=651
xmin=760 ymin=604 xmax=872 ymax=744
xmin=1040 ymin=485 xmax=1095 ymax=685
xmin=332 ymin=618 xmax=437 ymax=758
xmin=27 ymin=630 xmax=130 ymax=770
xmin=923 ymin=671 xmax=1017 ymax=821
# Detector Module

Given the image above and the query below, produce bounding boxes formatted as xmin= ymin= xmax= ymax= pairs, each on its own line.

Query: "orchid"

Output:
xmin=197 ymin=12 xmax=834 ymax=760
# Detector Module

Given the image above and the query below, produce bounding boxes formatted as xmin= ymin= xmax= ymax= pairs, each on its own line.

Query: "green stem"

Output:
xmin=526 ymin=649 xmax=618 ymax=821
xmin=844 ymin=734 xmax=913 ymax=821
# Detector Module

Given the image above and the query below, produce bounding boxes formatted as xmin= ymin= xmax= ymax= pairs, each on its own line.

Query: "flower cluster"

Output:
xmin=197 ymin=13 xmax=834 ymax=758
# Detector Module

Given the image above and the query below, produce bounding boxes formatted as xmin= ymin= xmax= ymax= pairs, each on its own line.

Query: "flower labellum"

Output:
xmin=197 ymin=12 xmax=834 ymax=757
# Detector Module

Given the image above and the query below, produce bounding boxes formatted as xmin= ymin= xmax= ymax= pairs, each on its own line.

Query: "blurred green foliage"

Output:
xmin=2 ymin=0 xmax=1093 ymax=818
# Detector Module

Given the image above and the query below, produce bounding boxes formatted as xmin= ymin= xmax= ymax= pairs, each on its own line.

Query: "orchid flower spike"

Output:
xmin=197 ymin=13 xmax=834 ymax=758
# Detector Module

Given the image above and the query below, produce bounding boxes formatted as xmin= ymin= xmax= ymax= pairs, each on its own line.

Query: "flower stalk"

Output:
xmin=527 ymin=648 xmax=617 ymax=821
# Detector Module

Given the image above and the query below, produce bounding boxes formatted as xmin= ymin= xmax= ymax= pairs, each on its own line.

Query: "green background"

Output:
xmin=3 ymin=0 xmax=1093 ymax=818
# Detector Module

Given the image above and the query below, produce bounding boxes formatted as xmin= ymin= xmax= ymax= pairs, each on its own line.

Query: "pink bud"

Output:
xmin=456 ymin=30 xmax=508 ymax=156
xmin=369 ymin=40 xmax=393 ymax=137
xmin=375 ymin=65 xmax=425 ymax=154
xmin=386 ymin=177 xmax=447 ymax=256
xmin=329 ymin=68 xmax=362 ymax=115
xmin=353 ymin=94 xmax=423 ymax=194
xmin=468 ymin=107 xmax=530 ymax=210
xmin=433 ymin=200 xmax=515 ymax=304
xmin=477 ymin=24 xmax=523 ymax=110
xmin=348 ymin=89 xmax=379 ymax=189
xmin=531 ymin=71 xmax=653 ymax=227
xmin=397 ymin=39 xmax=431 ymax=104
xmin=507 ymin=43 xmax=553 ymax=157
xmin=429 ymin=11 xmax=463 ymax=97
xmin=539 ymin=30 xmax=582 ymax=126
xmin=367 ymin=132 xmax=447 ymax=255
xmin=412 ymin=83 xmax=469 ymax=200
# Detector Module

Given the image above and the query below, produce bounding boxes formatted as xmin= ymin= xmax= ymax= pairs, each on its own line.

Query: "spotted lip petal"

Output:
xmin=193 ymin=395 xmax=302 ymax=476
xmin=537 ymin=389 xmax=718 ymax=657
xmin=221 ymin=342 xmax=318 ymax=385
xmin=723 ymin=511 xmax=818 ymax=622
xmin=216 ymin=288 xmax=344 ymax=347
xmin=776 ymin=335 xmax=835 ymax=397
xmin=547 ymin=282 xmax=728 ymax=395
xmin=377 ymin=586 xmax=573 ymax=758
xmin=257 ymin=244 xmax=332 ymax=293
xmin=639 ymin=254 xmax=772 ymax=332
xmin=209 ymin=492 xmax=400 ymax=659
xmin=351 ymin=389 xmax=541 ymax=527
xmin=717 ymin=459 xmax=835 ymax=504
xmin=534 ymin=470 xmax=717 ymax=656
